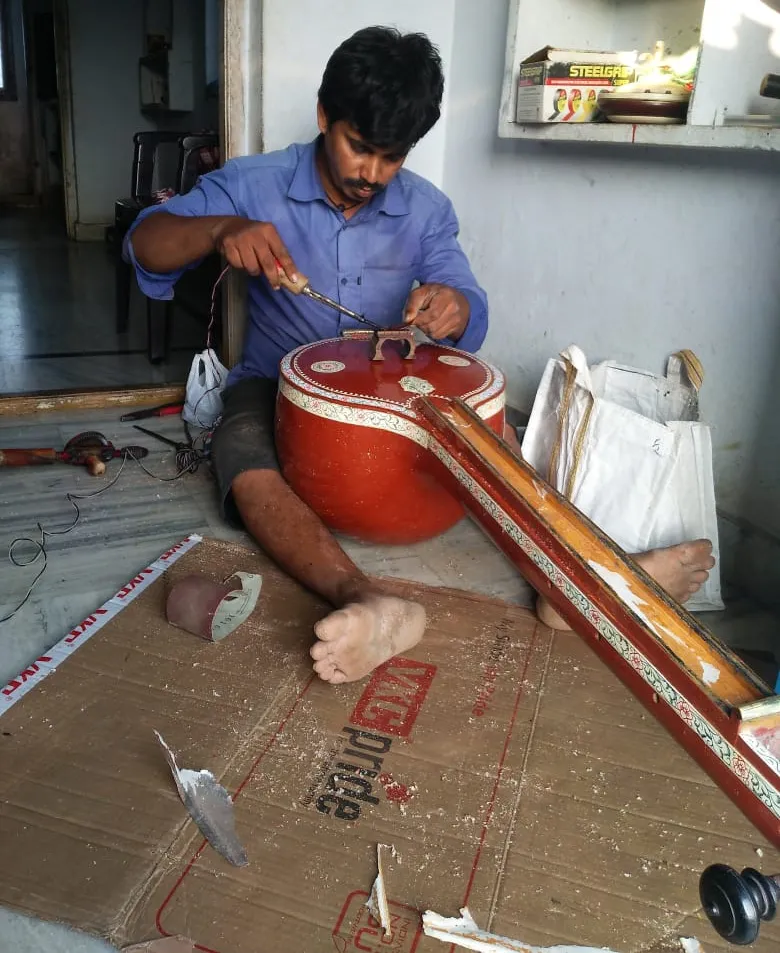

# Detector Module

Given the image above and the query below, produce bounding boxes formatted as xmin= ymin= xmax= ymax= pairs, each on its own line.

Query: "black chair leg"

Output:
xmin=116 ymin=259 xmax=132 ymax=334
xmin=147 ymin=297 xmax=171 ymax=364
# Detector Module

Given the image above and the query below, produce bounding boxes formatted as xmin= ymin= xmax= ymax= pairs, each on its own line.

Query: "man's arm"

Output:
xmin=126 ymin=160 xmax=299 ymax=297
xmin=403 ymin=197 xmax=488 ymax=351
xmin=132 ymin=213 xmax=237 ymax=273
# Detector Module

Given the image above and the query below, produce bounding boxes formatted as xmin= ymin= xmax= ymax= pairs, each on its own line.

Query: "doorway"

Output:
xmin=0 ymin=0 xmax=223 ymax=396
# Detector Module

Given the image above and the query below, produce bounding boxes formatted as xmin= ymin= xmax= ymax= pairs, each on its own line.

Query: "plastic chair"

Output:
xmin=146 ymin=133 xmax=221 ymax=365
xmin=112 ymin=131 xmax=181 ymax=336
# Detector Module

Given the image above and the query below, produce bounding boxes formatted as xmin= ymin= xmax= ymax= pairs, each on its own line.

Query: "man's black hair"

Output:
xmin=318 ymin=26 xmax=444 ymax=153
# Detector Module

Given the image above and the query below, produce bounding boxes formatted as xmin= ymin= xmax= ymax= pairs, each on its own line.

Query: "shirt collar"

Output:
xmin=287 ymin=137 xmax=409 ymax=217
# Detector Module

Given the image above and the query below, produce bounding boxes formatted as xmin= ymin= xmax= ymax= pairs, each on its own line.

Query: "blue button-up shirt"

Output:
xmin=128 ymin=138 xmax=488 ymax=385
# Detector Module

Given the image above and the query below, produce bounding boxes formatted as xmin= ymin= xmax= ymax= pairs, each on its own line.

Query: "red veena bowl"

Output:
xmin=275 ymin=334 xmax=505 ymax=544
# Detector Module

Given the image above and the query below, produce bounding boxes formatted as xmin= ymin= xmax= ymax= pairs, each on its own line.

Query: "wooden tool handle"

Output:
xmin=274 ymin=258 xmax=309 ymax=295
xmin=83 ymin=454 xmax=106 ymax=477
xmin=0 ymin=448 xmax=58 ymax=467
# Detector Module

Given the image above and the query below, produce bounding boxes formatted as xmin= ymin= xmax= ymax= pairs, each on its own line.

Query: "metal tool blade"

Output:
xmin=133 ymin=424 xmax=185 ymax=451
xmin=155 ymin=731 xmax=248 ymax=867
xmin=302 ymin=287 xmax=382 ymax=330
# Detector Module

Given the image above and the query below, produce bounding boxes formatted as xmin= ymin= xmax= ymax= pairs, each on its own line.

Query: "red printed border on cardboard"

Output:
xmin=0 ymin=535 xmax=203 ymax=714
xmin=332 ymin=890 xmax=422 ymax=952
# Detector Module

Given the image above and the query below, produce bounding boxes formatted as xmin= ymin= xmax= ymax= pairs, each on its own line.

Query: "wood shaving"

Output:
xmin=422 ymin=908 xmax=625 ymax=953
xmin=122 ymin=938 xmax=195 ymax=952
xmin=678 ymin=940 xmax=703 ymax=953
xmin=365 ymin=843 xmax=396 ymax=937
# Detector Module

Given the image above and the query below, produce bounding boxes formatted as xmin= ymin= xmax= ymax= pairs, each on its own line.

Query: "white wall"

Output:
xmin=260 ymin=0 xmax=456 ymax=187
xmin=67 ymin=0 xmax=213 ymax=227
xmin=256 ymin=0 xmax=780 ymax=594
xmin=68 ymin=0 xmax=153 ymax=224
xmin=444 ymin=0 xmax=780 ymax=533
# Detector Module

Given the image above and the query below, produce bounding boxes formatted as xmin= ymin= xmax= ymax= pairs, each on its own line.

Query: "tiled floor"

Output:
xmin=0 ymin=207 xmax=201 ymax=393
xmin=0 ymin=409 xmax=533 ymax=688
xmin=0 ymin=407 xmax=777 ymax=951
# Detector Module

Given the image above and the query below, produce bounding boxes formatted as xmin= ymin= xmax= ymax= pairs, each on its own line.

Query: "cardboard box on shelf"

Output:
xmin=516 ymin=46 xmax=637 ymax=124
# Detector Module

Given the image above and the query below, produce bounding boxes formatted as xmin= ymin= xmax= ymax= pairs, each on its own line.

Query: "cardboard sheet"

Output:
xmin=0 ymin=536 xmax=776 ymax=952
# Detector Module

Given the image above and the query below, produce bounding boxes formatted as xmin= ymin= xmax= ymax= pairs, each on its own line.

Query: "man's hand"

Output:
xmin=403 ymin=284 xmax=470 ymax=341
xmin=211 ymin=218 xmax=299 ymax=289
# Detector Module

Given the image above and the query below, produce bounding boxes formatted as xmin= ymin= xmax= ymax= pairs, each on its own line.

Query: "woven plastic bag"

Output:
xmin=521 ymin=345 xmax=723 ymax=611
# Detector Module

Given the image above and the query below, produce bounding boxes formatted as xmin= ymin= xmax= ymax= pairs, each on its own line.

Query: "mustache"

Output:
xmin=344 ymin=178 xmax=385 ymax=194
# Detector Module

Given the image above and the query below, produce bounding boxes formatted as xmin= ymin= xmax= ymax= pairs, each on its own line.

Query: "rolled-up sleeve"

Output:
xmin=418 ymin=198 xmax=488 ymax=352
xmin=124 ymin=160 xmax=242 ymax=300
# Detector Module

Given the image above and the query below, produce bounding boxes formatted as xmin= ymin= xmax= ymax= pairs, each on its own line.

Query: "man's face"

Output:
xmin=317 ymin=104 xmax=407 ymax=205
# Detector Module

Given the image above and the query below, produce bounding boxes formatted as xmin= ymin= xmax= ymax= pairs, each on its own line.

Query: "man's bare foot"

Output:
xmin=638 ymin=540 xmax=716 ymax=602
xmin=537 ymin=539 xmax=716 ymax=631
xmin=537 ymin=596 xmax=570 ymax=631
xmin=310 ymin=594 xmax=426 ymax=684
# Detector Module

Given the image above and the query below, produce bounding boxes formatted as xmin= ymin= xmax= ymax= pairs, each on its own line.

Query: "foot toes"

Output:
xmin=689 ymin=540 xmax=714 ymax=564
xmin=313 ymin=611 xmax=344 ymax=642
xmin=314 ymin=605 xmax=369 ymax=642
xmin=313 ymin=658 xmax=338 ymax=681
xmin=310 ymin=639 xmax=331 ymax=661
xmin=639 ymin=539 xmax=716 ymax=605
xmin=310 ymin=595 xmax=426 ymax=683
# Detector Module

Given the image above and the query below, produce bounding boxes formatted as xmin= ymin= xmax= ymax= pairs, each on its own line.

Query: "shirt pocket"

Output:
xmin=361 ymin=259 xmax=420 ymax=326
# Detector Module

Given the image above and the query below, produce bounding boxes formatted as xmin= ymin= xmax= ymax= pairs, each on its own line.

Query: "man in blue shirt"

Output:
xmin=130 ymin=27 xmax=487 ymax=687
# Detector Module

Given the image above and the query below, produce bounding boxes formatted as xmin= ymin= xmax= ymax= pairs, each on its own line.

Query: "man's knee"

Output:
xmin=211 ymin=379 xmax=280 ymax=525
xmin=214 ymin=432 xmax=280 ymax=526
xmin=212 ymin=412 xmax=278 ymax=465
xmin=231 ymin=466 xmax=286 ymax=504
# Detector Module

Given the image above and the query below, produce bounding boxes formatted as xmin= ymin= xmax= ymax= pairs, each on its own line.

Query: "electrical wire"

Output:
xmin=1 ymin=266 xmax=230 ymax=626
xmin=0 ymin=450 xmax=200 ymax=626
xmin=186 ymin=264 xmax=231 ymax=430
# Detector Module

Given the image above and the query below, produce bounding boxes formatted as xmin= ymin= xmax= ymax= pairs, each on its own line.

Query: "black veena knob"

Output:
xmin=760 ymin=73 xmax=780 ymax=101
xmin=700 ymin=864 xmax=780 ymax=945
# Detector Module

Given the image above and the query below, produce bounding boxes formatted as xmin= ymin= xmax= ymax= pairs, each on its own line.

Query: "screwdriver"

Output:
xmin=274 ymin=259 xmax=382 ymax=331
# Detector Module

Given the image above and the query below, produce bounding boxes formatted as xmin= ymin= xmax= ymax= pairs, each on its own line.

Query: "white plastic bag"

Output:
xmin=182 ymin=348 xmax=229 ymax=429
xmin=521 ymin=345 xmax=723 ymax=611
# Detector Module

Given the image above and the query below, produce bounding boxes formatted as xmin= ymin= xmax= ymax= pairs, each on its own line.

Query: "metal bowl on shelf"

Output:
xmin=598 ymin=85 xmax=690 ymax=125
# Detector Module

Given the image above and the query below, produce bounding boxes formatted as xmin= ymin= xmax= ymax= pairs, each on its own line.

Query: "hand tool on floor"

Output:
xmin=274 ymin=259 xmax=382 ymax=330
xmin=0 ymin=432 xmax=148 ymax=477
xmin=133 ymin=424 xmax=203 ymax=473
xmin=120 ymin=401 xmax=184 ymax=422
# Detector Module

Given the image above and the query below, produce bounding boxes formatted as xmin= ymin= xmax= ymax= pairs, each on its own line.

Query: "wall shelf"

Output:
xmin=499 ymin=0 xmax=780 ymax=151
xmin=501 ymin=119 xmax=780 ymax=151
